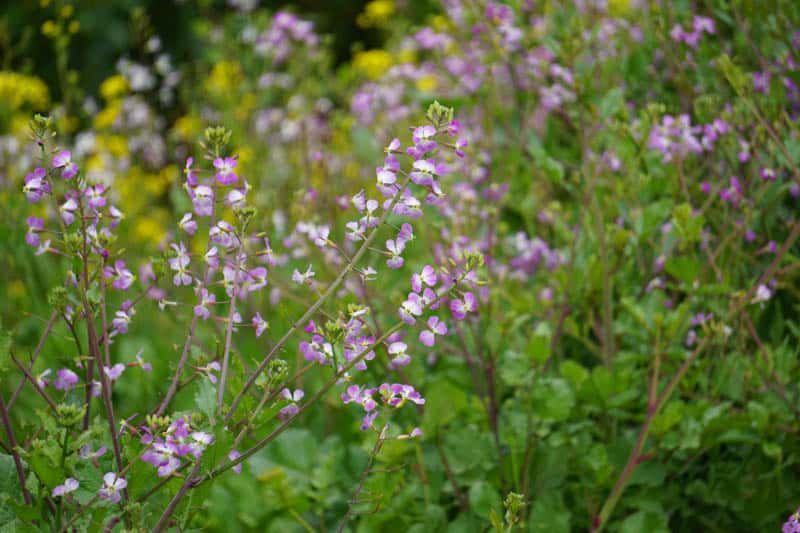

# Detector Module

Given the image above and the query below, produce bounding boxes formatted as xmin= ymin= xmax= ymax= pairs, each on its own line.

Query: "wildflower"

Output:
xmin=178 ymin=212 xmax=197 ymax=235
xmin=53 ymin=150 xmax=78 ymax=179
xmin=252 ymin=312 xmax=268 ymax=337
xmin=23 ymin=168 xmax=49 ymax=203
xmin=386 ymin=239 xmax=405 ymax=269
xmin=411 ymin=265 xmax=436 ymax=293
xmin=36 ymin=368 xmax=52 ymax=388
xmin=228 ymin=450 xmax=242 ymax=474
xmin=60 ymin=193 xmax=78 ymax=225
xmin=409 ymin=159 xmax=438 ymax=186
xmin=378 ymin=383 xmax=425 ymax=407
xmin=760 ymin=168 xmax=776 ymax=182
xmin=387 ymin=341 xmax=411 ymax=366
xmin=346 ymin=220 xmax=366 ymax=241
xmin=25 ymin=217 xmax=44 ymax=247
xmin=213 ymin=156 xmax=238 ymax=185
xmin=450 ymin=292 xmax=477 ymax=320
xmin=412 ymin=125 xmax=437 ymax=153
xmin=169 ymin=242 xmax=193 ymax=286
xmin=54 ymin=368 xmax=78 ymax=391
xmin=135 ymin=350 xmax=152 ymax=371
xmin=194 ymin=288 xmax=216 ymax=320
xmin=399 ymin=292 xmax=423 ymax=324
xmin=752 ymin=284 xmax=773 ymax=304
xmin=784 ymin=508 xmax=800 ymax=533
xmin=111 ymin=301 xmax=135 ymax=336
xmin=341 ymin=385 xmax=377 ymax=412
xmin=198 ymin=361 xmax=221 ymax=383
xmin=103 ymin=260 xmax=135 ymax=291
xmin=98 ymin=473 xmax=127 ymax=503
xmin=292 ymin=264 xmax=315 ymax=285
xmin=419 ymin=316 xmax=448 ymax=347
xmin=52 ymin=478 xmax=79 ymax=498
xmin=278 ymin=388 xmax=304 ymax=420
xmin=192 ymin=185 xmax=215 ymax=217
xmin=84 ymin=184 xmax=107 ymax=210
xmin=105 ymin=363 xmax=125 ymax=382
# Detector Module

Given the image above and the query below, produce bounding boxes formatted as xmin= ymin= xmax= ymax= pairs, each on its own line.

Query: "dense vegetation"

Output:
xmin=1 ymin=1 xmax=800 ymax=531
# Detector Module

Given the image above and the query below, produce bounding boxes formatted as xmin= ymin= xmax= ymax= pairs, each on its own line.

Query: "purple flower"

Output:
xmin=179 ymin=212 xmax=198 ymax=235
xmin=60 ymin=193 xmax=78 ymax=225
xmin=213 ymin=157 xmax=238 ymax=185
xmin=411 ymin=265 xmax=436 ymax=293
xmin=54 ymin=368 xmax=78 ymax=391
xmin=399 ymin=292 xmax=423 ymax=324
xmin=194 ymin=288 xmax=216 ymax=320
xmin=361 ymin=410 xmax=379 ymax=431
xmin=412 ymin=125 xmax=437 ymax=153
xmin=420 ymin=316 xmax=448 ymax=347
xmin=409 ymin=159 xmax=438 ymax=186
xmin=111 ymin=301 xmax=135 ymax=337
xmin=103 ymin=260 xmax=135 ymax=291
xmin=53 ymin=150 xmax=78 ymax=179
xmin=783 ymin=508 xmax=800 ymax=533
xmin=84 ymin=184 xmax=107 ymax=210
xmin=388 ymin=341 xmax=411 ymax=367
xmin=169 ymin=242 xmax=193 ymax=286
xmin=192 ymin=185 xmax=215 ymax=217
xmin=278 ymin=388 xmax=304 ymax=420
xmin=252 ymin=312 xmax=268 ymax=337
xmin=199 ymin=361 xmax=221 ymax=384
xmin=760 ymin=168 xmax=776 ymax=182
xmin=25 ymin=216 xmax=44 ymax=247
xmin=386 ymin=239 xmax=405 ymax=269
xmin=104 ymin=363 xmax=125 ymax=382
xmin=292 ymin=265 xmax=315 ymax=285
xmin=341 ymin=385 xmax=377 ymax=412
xmin=450 ymin=292 xmax=477 ymax=320
xmin=378 ymin=383 xmax=425 ymax=408
xmin=228 ymin=450 xmax=242 ymax=474
xmin=98 ymin=473 xmax=127 ymax=503
xmin=136 ymin=350 xmax=152 ymax=372
xmin=52 ymin=478 xmax=79 ymax=497
xmin=23 ymin=168 xmax=48 ymax=202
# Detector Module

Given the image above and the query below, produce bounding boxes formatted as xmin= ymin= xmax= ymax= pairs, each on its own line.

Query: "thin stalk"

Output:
xmin=152 ymin=460 xmax=202 ymax=533
xmin=0 ymin=392 xmax=32 ymax=504
xmin=8 ymin=310 xmax=58 ymax=409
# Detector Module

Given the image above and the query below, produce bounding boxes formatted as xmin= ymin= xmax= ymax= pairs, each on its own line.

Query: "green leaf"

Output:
xmin=194 ymin=378 xmax=217 ymax=426
xmin=559 ymin=360 xmax=588 ymax=389
xmin=618 ymin=510 xmax=669 ymax=533
xmin=422 ymin=379 xmax=467 ymax=433
xmin=530 ymin=378 xmax=574 ymax=422
xmin=468 ymin=481 xmax=501 ymax=520
xmin=528 ymin=491 xmax=570 ymax=533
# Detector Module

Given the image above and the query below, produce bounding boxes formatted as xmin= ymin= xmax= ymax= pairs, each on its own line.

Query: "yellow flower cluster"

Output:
xmin=0 ymin=72 xmax=50 ymax=110
xmin=356 ymin=0 xmax=394 ymax=28
xmin=352 ymin=49 xmax=393 ymax=79
xmin=204 ymin=61 xmax=243 ymax=98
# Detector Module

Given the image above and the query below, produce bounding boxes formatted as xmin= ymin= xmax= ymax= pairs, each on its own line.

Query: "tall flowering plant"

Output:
xmin=4 ymin=102 xmax=479 ymax=530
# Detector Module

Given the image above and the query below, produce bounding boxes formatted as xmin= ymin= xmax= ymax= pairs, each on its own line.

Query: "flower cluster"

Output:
xmin=140 ymin=417 xmax=214 ymax=477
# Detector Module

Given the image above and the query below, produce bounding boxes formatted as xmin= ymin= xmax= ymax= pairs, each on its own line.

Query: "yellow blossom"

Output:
xmin=204 ymin=61 xmax=243 ymax=97
xmin=174 ymin=114 xmax=202 ymax=141
xmin=100 ymin=75 xmax=128 ymax=101
xmin=415 ymin=74 xmax=438 ymax=93
xmin=0 ymin=71 xmax=50 ymax=110
xmin=353 ymin=49 xmax=393 ymax=80
xmin=356 ymin=0 xmax=394 ymax=28
xmin=93 ymin=100 xmax=122 ymax=129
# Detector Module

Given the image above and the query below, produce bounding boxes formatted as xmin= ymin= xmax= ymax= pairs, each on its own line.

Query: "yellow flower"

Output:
xmin=93 ymin=100 xmax=122 ymax=130
xmin=173 ymin=114 xmax=202 ymax=141
xmin=415 ymin=74 xmax=438 ymax=93
xmin=0 ymin=71 xmax=50 ymax=110
xmin=68 ymin=20 xmax=80 ymax=34
xmin=356 ymin=0 xmax=394 ymax=28
xmin=41 ymin=20 xmax=58 ymax=37
xmin=204 ymin=61 xmax=243 ymax=97
xmin=100 ymin=75 xmax=128 ymax=101
xmin=60 ymin=4 xmax=74 ymax=18
xmin=352 ymin=49 xmax=393 ymax=80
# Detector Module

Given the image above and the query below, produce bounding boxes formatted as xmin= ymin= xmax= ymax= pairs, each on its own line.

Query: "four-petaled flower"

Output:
xmin=53 ymin=150 xmax=78 ymax=179
xmin=52 ymin=478 xmax=79 ymax=498
xmin=213 ymin=156 xmax=238 ymax=185
xmin=54 ymin=368 xmax=78 ymax=391
xmin=420 ymin=316 xmax=448 ymax=347
xmin=98 ymin=472 xmax=127 ymax=503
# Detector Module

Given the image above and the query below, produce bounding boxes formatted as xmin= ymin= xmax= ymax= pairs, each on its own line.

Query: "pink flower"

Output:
xmin=252 ymin=312 xmax=268 ymax=337
xmin=98 ymin=472 xmax=127 ymax=503
xmin=419 ymin=316 xmax=448 ymax=347
xmin=213 ymin=157 xmax=238 ymax=185
xmin=52 ymin=478 xmax=79 ymax=497
xmin=23 ymin=168 xmax=49 ymax=202
xmin=53 ymin=150 xmax=78 ymax=179
xmin=54 ymin=368 xmax=78 ymax=391
xmin=411 ymin=265 xmax=436 ymax=293
xmin=450 ymin=292 xmax=477 ymax=320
